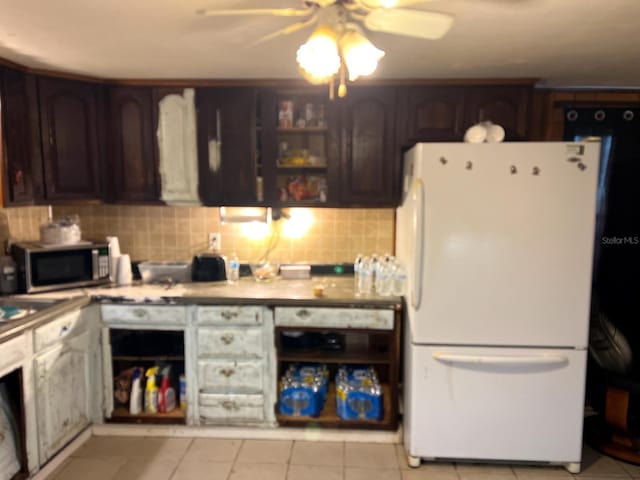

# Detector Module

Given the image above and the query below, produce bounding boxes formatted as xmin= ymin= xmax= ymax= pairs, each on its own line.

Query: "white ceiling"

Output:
xmin=0 ymin=0 xmax=638 ymax=87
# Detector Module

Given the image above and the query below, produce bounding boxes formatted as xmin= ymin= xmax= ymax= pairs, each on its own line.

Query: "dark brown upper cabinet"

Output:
xmin=108 ymin=86 xmax=159 ymax=203
xmin=338 ymin=86 xmax=399 ymax=206
xmin=38 ymin=76 xmax=103 ymax=202
xmin=259 ymin=87 xmax=340 ymax=207
xmin=463 ymin=86 xmax=532 ymax=140
xmin=196 ymin=87 xmax=258 ymax=205
xmin=400 ymin=86 xmax=465 ymax=145
xmin=0 ymin=68 xmax=44 ymax=205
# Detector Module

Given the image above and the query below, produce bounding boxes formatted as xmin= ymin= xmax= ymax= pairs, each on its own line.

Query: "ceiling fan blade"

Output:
xmin=250 ymin=17 xmax=317 ymax=46
xmin=364 ymin=8 xmax=454 ymax=39
xmin=358 ymin=0 xmax=435 ymax=8
xmin=196 ymin=8 xmax=312 ymax=17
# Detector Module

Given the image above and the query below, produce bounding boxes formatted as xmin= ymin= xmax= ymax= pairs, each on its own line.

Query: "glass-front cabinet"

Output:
xmin=260 ymin=88 xmax=340 ymax=206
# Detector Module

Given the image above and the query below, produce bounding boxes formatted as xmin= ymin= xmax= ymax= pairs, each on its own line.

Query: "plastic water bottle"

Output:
xmin=377 ymin=256 xmax=395 ymax=297
xmin=392 ymin=262 xmax=407 ymax=296
xmin=358 ymin=256 xmax=373 ymax=296
xmin=370 ymin=254 xmax=379 ymax=293
xmin=227 ymin=253 xmax=240 ymax=283
xmin=354 ymin=254 xmax=363 ymax=295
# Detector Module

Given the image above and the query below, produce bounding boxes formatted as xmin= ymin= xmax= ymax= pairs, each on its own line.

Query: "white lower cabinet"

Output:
xmin=34 ymin=329 xmax=91 ymax=465
xmin=194 ymin=305 xmax=275 ymax=426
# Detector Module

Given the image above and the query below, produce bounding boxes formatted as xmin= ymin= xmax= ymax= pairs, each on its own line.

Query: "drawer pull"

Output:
xmin=59 ymin=325 xmax=70 ymax=337
xmin=133 ymin=309 xmax=147 ymax=318
xmin=221 ymin=311 xmax=238 ymax=320
xmin=220 ymin=368 xmax=235 ymax=378
xmin=296 ymin=309 xmax=311 ymax=318
xmin=221 ymin=333 xmax=235 ymax=345
xmin=221 ymin=400 xmax=238 ymax=411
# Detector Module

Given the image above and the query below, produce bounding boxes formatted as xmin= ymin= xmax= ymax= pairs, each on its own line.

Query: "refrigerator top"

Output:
xmin=397 ymin=142 xmax=600 ymax=348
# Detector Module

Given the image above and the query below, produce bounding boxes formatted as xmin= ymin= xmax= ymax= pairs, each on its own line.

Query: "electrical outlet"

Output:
xmin=208 ymin=232 xmax=221 ymax=251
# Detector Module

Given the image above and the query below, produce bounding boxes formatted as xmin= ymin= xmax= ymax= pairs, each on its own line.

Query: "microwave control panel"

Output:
xmin=95 ymin=248 xmax=110 ymax=279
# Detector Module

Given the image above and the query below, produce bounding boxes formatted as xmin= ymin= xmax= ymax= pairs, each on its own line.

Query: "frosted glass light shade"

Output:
xmin=340 ymin=29 xmax=385 ymax=81
xmin=296 ymin=24 xmax=341 ymax=84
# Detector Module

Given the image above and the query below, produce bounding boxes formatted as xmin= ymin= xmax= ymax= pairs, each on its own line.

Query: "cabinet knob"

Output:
xmin=221 ymin=333 xmax=235 ymax=345
xmin=221 ymin=311 xmax=238 ymax=320
xmin=296 ymin=309 xmax=311 ymax=318
xmin=220 ymin=368 xmax=235 ymax=378
xmin=59 ymin=325 xmax=70 ymax=337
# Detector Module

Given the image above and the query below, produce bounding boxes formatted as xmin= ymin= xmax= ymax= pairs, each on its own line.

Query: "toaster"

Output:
xmin=191 ymin=254 xmax=227 ymax=282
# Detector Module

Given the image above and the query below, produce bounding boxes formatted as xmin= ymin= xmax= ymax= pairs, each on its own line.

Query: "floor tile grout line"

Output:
xmin=167 ymin=436 xmax=195 ymax=480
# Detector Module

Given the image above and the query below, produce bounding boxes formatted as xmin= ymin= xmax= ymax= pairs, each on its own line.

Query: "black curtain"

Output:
xmin=564 ymin=107 xmax=640 ymax=345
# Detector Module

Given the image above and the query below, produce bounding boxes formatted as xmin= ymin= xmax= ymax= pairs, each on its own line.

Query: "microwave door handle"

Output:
xmin=92 ymin=249 xmax=99 ymax=280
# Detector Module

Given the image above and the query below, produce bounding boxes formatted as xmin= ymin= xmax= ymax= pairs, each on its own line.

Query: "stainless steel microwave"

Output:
xmin=11 ymin=242 xmax=110 ymax=293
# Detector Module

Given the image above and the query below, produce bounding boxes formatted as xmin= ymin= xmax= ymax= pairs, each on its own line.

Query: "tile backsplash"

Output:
xmin=50 ymin=205 xmax=395 ymax=264
xmin=0 ymin=206 xmax=51 ymax=250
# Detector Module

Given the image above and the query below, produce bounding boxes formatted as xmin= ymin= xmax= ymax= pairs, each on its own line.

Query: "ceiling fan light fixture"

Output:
xmin=296 ymin=24 xmax=341 ymax=83
xmin=340 ymin=29 xmax=385 ymax=81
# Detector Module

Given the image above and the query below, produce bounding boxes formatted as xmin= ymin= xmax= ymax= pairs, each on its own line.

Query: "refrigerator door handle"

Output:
xmin=411 ymin=179 xmax=425 ymax=310
xmin=433 ymin=352 xmax=569 ymax=366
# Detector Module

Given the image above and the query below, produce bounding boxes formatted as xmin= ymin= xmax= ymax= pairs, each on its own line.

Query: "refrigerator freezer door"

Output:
xmin=404 ymin=344 xmax=587 ymax=464
xmin=399 ymin=143 xmax=599 ymax=348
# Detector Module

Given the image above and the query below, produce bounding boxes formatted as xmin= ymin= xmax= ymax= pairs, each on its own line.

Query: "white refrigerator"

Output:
xmin=397 ymin=142 xmax=600 ymax=474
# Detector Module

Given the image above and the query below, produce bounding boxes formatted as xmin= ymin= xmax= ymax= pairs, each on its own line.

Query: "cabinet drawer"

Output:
xmin=275 ymin=307 xmax=394 ymax=330
xmin=198 ymin=359 xmax=263 ymax=394
xmin=198 ymin=393 xmax=264 ymax=423
xmin=198 ymin=327 xmax=263 ymax=358
xmin=195 ymin=306 xmax=262 ymax=326
xmin=0 ymin=334 xmax=28 ymax=374
xmin=101 ymin=305 xmax=186 ymax=325
xmin=34 ymin=309 xmax=86 ymax=352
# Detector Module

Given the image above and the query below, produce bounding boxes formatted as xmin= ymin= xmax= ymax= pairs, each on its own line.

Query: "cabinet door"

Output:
xmin=463 ymin=86 xmax=532 ymax=140
xmin=153 ymin=87 xmax=200 ymax=205
xmin=0 ymin=68 xmax=44 ymax=204
xmin=197 ymin=87 xmax=257 ymax=205
xmin=38 ymin=77 xmax=102 ymax=201
xmin=34 ymin=331 xmax=91 ymax=464
xmin=339 ymin=87 xmax=399 ymax=206
xmin=402 ymin=86 xmax=465 ymax=144
xmin=108 ymin=86 xmax=159 ymax=202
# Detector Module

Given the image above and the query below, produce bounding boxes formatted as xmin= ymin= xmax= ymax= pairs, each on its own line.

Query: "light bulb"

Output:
xmin=340 ymin=29 xmax=385 ymax=81
xmin=296 ymin=25 xmax=340 ymax=84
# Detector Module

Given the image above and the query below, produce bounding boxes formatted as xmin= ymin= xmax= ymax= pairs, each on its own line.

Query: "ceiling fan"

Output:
xmin=196 ymin=0 xmax=454 ymax=44
xmin=196 ymin=1 xmax=454 ymax=97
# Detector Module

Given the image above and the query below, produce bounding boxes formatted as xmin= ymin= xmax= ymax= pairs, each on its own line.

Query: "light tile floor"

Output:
xmin=46 ymin=436 xmax=640 ymax=480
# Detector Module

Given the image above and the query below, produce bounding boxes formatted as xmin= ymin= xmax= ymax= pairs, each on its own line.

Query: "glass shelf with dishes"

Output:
xmin=276 ymin=173 xmax=328 ymax=204
xmin=273 ymin=95 xmax=331 ymax=204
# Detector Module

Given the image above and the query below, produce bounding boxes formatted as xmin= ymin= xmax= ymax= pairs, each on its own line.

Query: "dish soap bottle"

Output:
xmin=144 ymin=366 xmax=159 ymax=414
xmin=158 ymin=366 xmax=176 ymax=413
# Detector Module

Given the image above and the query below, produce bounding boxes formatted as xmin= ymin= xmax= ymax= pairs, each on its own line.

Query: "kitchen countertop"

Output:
xmin=0 ymin=276 xmax=401 ymax=343
xmin=0 ymin=295 xmax=91 ymax=343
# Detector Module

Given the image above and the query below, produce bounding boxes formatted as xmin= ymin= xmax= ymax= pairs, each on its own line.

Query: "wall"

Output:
xmin=52 ymin=205 xmax=395 ymax=264
xmin=0 ymin=206 xmax=50 ymax=250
